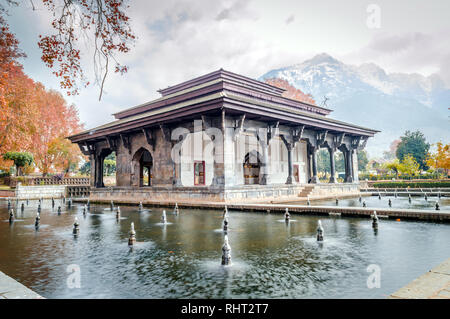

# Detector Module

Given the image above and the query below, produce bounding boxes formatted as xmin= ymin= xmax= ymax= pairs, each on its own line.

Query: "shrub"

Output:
xmin=372 ymin=181 xmax=450 ymax=188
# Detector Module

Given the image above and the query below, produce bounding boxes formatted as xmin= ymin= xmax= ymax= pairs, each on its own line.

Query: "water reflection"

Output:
xmin=0 ymin=199 xmax=449 ymax=299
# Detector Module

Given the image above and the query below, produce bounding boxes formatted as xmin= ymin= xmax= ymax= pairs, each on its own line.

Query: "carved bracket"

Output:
xmin=267 ymin=121 xmax=280 ymax=142
xmin=292 ymin=125 xmax=305 ymax=144
xmin=78 ymin=143 xmax=94 ymax=156
xmin=105 ymin=136 xmax=118 ymax=152
xmin=333 ymin=133 xmax=345 ymax=151
xmin=351 ymin=136 xmax=362 ymax=150
xmin=357 ymin=136 xmax=369 ymax=150
xmin=159 ymin=124 xmax=171 ymax=143
xmin=120 ymin=134 xmax=131 ymax=155
xmin=316 ymin=130 xmax=328 ymax=147
xmin=142 ymin=128 xmax=156 ymax=151
xmin=233 ymin=114 xmax=246 ymax=141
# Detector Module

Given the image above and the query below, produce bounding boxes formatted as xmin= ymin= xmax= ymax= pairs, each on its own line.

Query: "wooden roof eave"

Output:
xmin=222 ymin=98 xmax=378 ymax=137
xmin=69 ymin=99 xmax=224 ymax=143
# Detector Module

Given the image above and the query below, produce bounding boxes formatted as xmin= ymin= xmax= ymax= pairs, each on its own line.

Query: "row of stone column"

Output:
xmin=302 ymin=146 xmax=355 ymax=184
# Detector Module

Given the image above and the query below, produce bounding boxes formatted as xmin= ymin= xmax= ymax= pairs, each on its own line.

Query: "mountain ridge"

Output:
xmin=259 ymin=54 xmax=449 ymax=157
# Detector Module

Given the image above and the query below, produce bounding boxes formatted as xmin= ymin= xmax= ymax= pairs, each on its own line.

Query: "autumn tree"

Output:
xmin=2 ymin=0 xmax=135 ymax=99
xmin=265 ymin=78 xmax=316 ymax=105
xmin=30 ymin=87 xmax=84 ymax=175
xmin=426 ymin=142 xmax=450 ymax=177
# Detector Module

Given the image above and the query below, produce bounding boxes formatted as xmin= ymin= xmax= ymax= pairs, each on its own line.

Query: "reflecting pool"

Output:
xmin=0 ymin=200 xmax=449 ymax=298
xmin=311 ymin=195 xmax=450 ymax=210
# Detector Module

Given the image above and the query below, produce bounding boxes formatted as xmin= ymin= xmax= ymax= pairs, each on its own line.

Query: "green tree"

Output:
xmin=357 ymin=150 xmax=369 ymax=172
xmin=317 ymin=149 xmax=330 ymax=173
xmin=103 ymin=152 xmax=116 ymax=176
xmin=399 ymin=154 xmax=420 ymax=177
xmin=3 ymin=151 xmax=33 ymax=176
xmin=384 ymin=159 xmax=402 ymax=178
xmin=396 ymin=130 xmax=430 ymax=170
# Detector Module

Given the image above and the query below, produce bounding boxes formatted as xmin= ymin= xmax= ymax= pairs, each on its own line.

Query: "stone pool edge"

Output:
xmin=389 ymin=258 xmax=450 ymax=299
xmin=0 ymin=271 xmax=44 ymax=299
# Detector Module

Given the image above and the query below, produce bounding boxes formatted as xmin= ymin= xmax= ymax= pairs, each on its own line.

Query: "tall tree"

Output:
xmin=30 ymin=88 xmax=83 ymax=175
xmin=396 ymin=130 xmax=430 ymax=170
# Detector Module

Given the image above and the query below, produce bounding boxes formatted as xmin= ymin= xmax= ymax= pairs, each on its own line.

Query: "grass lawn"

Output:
xmin=0 ymin=185 xmax=12 ymax=190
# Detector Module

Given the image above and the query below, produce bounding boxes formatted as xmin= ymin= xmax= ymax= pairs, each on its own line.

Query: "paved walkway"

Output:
xmin=390 ymin=258 xmax=450 ymax=299
xmin=0 ymin=271 xmax=43 ymax=299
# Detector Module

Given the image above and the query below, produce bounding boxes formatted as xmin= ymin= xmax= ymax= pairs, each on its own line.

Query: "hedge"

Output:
xmin=372 ymin=181 xmax=450 ymax=188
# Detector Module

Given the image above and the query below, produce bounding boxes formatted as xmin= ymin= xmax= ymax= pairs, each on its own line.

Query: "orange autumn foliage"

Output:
xmin=0 ymin=14 xmax=85 ymax=174
xmin=265 ymin=78 xmax=316 ymax=105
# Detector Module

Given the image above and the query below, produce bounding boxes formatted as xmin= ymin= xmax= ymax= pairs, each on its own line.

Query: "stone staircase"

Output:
xmin=298 ymin=185 xmax=316 ymax=198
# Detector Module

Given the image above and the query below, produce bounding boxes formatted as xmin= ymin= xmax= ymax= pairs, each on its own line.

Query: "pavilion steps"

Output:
xmin=298 ymin=185 xmax=316 ymax=198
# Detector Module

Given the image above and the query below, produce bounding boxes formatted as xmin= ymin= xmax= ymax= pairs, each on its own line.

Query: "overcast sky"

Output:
xmin=5 ymin=0 xmax=450 ymax=130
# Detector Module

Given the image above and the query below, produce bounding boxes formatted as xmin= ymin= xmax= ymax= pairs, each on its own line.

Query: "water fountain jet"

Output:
xmin=138 ymin=202 xmax=143 ymax=212
xmin=223 ymin=216 xmax=229 ymax=232
xmin=285 ymin=208 xmax=290 ymax=221
xmin=35 ymin=212 xmax=40 ymax=228
xmin=174 ymin=203 xmax=179 ymax=215
xmin=221 ymin=235 xmax=232 ymax=266
xmin=128 ymin=222 xmax=136 ymax=246
xmin=161 ymin=210 xmax=167 ymax=224
xmin=73 ymin=217 xmax=80 ymax=235
xmin=317 ymin=220 xmax=324 ymax=241
xmin=9 ymin=209 xmax=14 ymax=223
xmin=116 ymin=206 xmax=121 ymax=220
xmin=372 ymin=211 xmax=379 ymax=229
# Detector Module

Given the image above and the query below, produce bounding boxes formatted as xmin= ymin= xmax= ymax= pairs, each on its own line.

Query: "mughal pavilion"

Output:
xmin=69 ymin=69 xmax=378 ymax=203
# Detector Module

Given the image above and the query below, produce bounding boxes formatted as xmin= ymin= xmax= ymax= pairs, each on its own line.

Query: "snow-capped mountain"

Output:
xmin=259 ymin=53 xmax=449 ymax=156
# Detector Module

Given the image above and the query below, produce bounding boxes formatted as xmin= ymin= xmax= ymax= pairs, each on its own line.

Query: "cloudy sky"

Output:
xmin=5 ymin=0 xmax=450 ymax=130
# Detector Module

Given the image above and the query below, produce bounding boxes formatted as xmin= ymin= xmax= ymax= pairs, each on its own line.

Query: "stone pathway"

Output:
xmin=0 ymin=271 xmax=43 ymax=299
xmin=390 ymin=258 xmax=450 ymax=299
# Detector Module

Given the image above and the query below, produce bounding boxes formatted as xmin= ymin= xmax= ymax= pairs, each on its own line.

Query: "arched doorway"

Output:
xmin=133 ymin=147 xmax=153 ymax=187
xmin=243 ymin=151 xmax=262 ymax=185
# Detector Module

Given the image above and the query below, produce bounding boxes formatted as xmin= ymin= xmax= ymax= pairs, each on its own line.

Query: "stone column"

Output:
xmin=345 ymin=149 xmax=354 ymax=183
xmin=260 ymin=142 xmax=270 ymax=185
xmin=286 ymin=143 xmax=294 ymax=184
xmin=311 ymin=147 xmax=319 ymax=183
xmin=89 ymin=154 xmax=96 ymax=187
xmin=329 ymin=148 xmax=336 ymax=183
xmin=94 ymin=155 xmax=103 ymax=188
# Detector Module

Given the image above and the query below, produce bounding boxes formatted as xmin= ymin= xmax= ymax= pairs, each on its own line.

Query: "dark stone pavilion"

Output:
xmin=69 ymin=69 xmax=378 ymax=203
